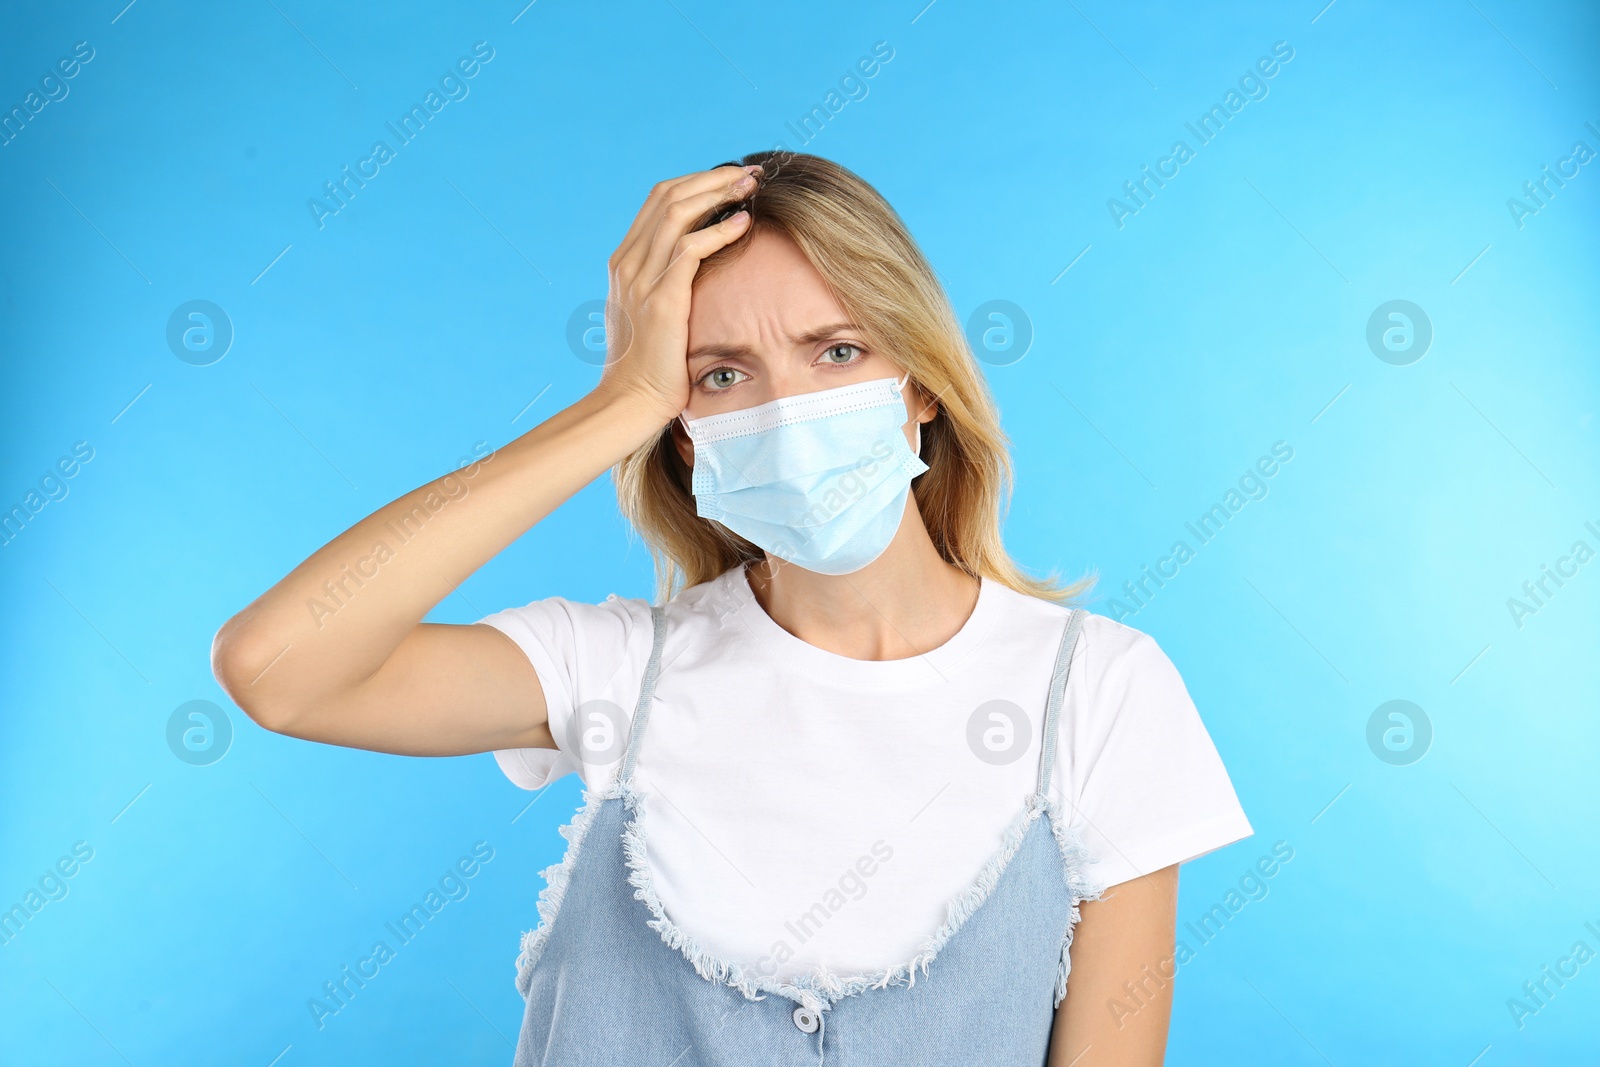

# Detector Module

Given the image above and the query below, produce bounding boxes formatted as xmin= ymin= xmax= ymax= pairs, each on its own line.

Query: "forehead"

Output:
xmin=688 ymin=227 xmax=848 ymax=343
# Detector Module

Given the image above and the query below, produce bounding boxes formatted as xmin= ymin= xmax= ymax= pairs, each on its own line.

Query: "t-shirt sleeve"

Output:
xmin=1064 ymin=623 xmax=1254 ymax=891
xmin=473 ymin=591 xmax=654 ymax=791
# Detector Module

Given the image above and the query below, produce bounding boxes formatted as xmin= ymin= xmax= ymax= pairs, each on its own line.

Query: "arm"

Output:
xmin=1048 ymin=864 xmax=1179 ymax=1066
xmin=209 ymin=391 xmax=660 ymax=756
xmin=210 ymin=164 xmax=761 ymax=756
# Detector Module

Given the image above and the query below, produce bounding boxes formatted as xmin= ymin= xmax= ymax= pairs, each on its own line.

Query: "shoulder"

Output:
xmin=1075 ymin=611 xmax=1172 ymax=678
xmin=1070 ymin=611 xmax=1195 ymax=726
xmin=473 ymin=566 xmax=746 ymax=691
xmin=1033 ymin=607 xmax=1253 ymax=887
xmin=982 ymin=582 xmax=1168 ymax=685
xmin=476 ymin=564 xmax=743 ymax=637
xmin=476 ymin=568 xmax=747 ymax=791
xmin=985 ymin=588 xmax=1202 ymax=764
xmin=476 ymin=585 xmax=650 ymax=636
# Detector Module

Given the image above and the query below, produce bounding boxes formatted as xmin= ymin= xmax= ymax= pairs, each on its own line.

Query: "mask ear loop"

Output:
xmin=896 ymin=369 xmax=923 ymax=457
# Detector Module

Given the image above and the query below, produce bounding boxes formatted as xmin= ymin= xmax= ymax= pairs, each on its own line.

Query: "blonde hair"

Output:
xmin=613 ymin=150 xmax=1096 ymax=608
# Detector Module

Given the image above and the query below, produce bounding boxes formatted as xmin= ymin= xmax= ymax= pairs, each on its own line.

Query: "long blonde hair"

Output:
xmin=613 ymin=150 xmax=1096 ymax=608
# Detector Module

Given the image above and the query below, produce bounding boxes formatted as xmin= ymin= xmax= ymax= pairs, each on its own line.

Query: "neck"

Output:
xmin=743 ymin=495 xmax=980 ymax=662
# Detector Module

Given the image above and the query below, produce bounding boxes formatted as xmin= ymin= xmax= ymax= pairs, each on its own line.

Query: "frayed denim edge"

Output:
xmin=513 ymin=782 xmax=616 ymax=999
xmin=614 ymin=779 xmax=1102 ymax=1018
xmin=1038 ymin=794 xmax=1108 ymax=1010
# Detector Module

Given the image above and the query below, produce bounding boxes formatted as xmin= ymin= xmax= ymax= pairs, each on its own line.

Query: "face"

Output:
xmin=672 ymin=226 xmax=935 ymax=466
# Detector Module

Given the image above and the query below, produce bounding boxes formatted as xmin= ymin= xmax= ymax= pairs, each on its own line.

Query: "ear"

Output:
xmin=908 ymin=379 xmax=939 ymax=428
xmin=669 ymin=416 xmax=695 ymax=469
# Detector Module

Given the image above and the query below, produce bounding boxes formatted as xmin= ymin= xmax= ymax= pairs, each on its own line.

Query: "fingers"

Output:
xmin=594 ymin=163 xmax=763 ymax=418
xmin=613 ymin=164 xmax=759 ymax=286
xmin=647 ymin=209 xmax=752 ymax=296
xmin=635 ymin=172 xmax=760 ymax=288
xmin=619 ymin=165 xmax=752 ymax=282
xmin=609 ymin=168 xmax=707 ymax=271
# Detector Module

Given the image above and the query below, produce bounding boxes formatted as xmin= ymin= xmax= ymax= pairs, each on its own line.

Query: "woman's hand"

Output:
xmin=594 ymin=163 xmax=761 ymax=422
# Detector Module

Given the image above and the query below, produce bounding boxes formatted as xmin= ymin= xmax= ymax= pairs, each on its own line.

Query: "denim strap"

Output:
xmin=617 ymin=603 xmax=669 ymax=787
xmin=1036 ymin=608 xmax=1088 ymax=798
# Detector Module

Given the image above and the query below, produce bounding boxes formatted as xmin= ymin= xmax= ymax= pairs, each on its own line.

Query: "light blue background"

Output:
xmin=3 ymin=0 xmax=1597 ymax=1064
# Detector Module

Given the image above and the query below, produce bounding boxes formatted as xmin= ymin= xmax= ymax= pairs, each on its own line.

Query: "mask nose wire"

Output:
xmin=680 ymin=370 xmax=911 ymax=437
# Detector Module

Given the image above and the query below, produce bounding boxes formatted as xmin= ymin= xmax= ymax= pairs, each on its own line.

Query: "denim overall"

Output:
xmin=509 ymin=603 xmax=1099 ymax=1066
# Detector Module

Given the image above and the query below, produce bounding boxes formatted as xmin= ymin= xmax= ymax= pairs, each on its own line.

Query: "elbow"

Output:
xmin=210 ymin=616 xmax=299 ymax=735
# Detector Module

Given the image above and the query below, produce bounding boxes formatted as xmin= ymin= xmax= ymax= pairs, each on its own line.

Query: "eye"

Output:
xmin=819 ymin=343 xmax=865 ymax=366
xmin=697 ymin=366 xmax=749 ymax=391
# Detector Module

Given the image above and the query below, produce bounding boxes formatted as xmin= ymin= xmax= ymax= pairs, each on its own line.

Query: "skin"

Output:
xmin=210 ymin=164 xmax=1176 ymax=1063
xmin=1051 ymin=865 xmax=1177 ymax=1065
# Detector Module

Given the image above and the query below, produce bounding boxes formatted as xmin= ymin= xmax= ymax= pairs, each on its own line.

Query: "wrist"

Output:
xmin=586 ymin=381 xmax=682 ymax=429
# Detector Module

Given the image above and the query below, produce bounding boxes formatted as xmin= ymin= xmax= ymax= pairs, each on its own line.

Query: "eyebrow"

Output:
xmin=687 ymin=322 xmax=864 ymax=363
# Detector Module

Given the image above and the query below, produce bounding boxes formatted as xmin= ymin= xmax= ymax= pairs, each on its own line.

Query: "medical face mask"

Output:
xmin=679 ymin=371 xmax=930 ymax=576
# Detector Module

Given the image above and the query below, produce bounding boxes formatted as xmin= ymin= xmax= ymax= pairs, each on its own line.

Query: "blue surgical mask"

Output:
xmin=679 ymin=371 xmax=929 ymax=575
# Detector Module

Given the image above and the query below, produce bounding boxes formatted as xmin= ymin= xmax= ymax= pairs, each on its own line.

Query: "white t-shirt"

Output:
xmin=477 ymin=563 xmax=1252 ymax=983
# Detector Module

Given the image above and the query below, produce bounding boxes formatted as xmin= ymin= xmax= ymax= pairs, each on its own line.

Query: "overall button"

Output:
xmin=791 ymin=1006 xmax=820 ymax=1033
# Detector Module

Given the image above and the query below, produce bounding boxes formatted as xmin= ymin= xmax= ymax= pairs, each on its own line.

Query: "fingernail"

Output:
xmin=742 ymin=164 xmax=763 ymax=175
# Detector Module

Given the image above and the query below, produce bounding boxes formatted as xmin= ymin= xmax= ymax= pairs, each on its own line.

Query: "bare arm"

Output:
xmin=210 ymin=163 xmax=762 ymax=756
xmin=209 ymin=391 xmax=664 ymax=754
xmin=1049 ymin=864 xmax=1179 ymax=1066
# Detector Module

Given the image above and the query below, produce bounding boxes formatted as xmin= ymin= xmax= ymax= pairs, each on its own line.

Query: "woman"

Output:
xmin=213 ymin=150 xmax=1252 ymax=1066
